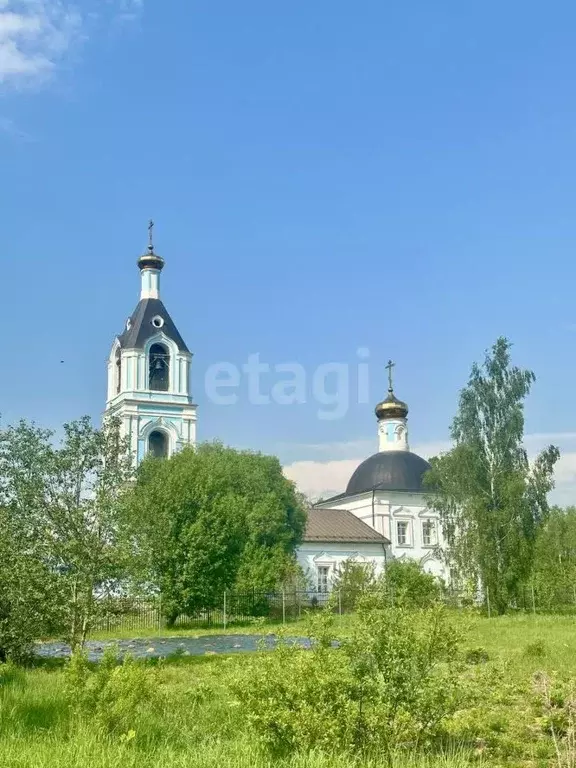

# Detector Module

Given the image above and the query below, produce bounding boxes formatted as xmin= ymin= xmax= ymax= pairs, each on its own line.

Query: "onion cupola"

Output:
xmin=343 ymin=360 xmax=430 ymax=494
xmin=375 ymin=391 xmax=408 ymax=421
xmin=137 ymin=220 xmax=165 ymax=273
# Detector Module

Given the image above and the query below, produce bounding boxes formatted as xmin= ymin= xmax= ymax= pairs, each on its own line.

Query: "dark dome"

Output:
xmin=346 ymin=450 xmax=431 ymax=495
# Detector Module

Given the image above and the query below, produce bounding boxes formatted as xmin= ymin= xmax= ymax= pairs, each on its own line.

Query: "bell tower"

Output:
xmin=105 ymin=223 xmax=197 ymax=464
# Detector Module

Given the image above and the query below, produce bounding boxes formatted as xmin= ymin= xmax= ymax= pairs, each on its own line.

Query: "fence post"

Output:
xmin=486 ymin=585 xmax=491 ymax=618
xmin=282 ymin=589 xmax=286 ymax=626
xmin=338 ymin=589 xmax=342 ymax=616
xmin=531 ymin=585 xmax=536 ymax=616
xmin=223 ymin=590 xmax=227 ymax=630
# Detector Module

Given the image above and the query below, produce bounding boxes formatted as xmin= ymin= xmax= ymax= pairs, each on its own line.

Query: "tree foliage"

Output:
xmin=531 ymin=506 xmax=576 ymax=609
xmin=426 ymin=337 xmax=559 ymax=613
xmin=332 ymin=560 xmax=376 ymax=612
xmin=232 ymin=603 xmax=463 ymax=757
xmin=126 ymin=442 xmax=307 ymax=623
xmin=0 ymin=506 xmax=64 ymax=662
xmin=0 ymin=416 xmax=134 ymax=651
xmin=381 ymin=559 xmax=441 ymax=608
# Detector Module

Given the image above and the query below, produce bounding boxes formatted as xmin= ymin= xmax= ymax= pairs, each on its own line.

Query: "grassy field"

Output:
xmin=3 ymin=612 xmax=576 ymax=767
xmin=88 ymin=617 xmax=284 ymax=641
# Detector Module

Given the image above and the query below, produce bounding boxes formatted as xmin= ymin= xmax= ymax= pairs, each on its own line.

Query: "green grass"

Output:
xmin=88 ymin=612 xmax=358 ymax=642
xmin=0 ymin=654 xmax=476 ymax=768
xmin=88 ymin=618 xmax=287 ymax=641
xmin=4 ymin=611 xmax=576 ymax=767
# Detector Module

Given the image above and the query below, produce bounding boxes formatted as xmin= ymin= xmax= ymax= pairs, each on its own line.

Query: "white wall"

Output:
xmin=323 ymin=491 xmax=448 ymax=581
xmin=297 ymin=541 xmax=387 ymax=593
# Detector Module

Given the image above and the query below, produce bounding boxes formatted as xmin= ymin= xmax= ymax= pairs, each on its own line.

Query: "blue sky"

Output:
xmin=2 ymin=0 xmax=576 ymax=500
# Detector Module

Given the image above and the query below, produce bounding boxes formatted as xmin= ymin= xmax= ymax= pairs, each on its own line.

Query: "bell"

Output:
xmin=154 ymin=360 xmax=162 ymax=370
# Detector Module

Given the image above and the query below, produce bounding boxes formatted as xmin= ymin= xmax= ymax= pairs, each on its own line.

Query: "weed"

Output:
xmin=524 ymin=639 xmax=547 ymax=658
xmin=464 ymin=647 xmax=489 ymax=664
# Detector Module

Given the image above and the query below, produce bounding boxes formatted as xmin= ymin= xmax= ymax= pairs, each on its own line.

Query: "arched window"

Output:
xmin=115 ymin=348 xmax=122 ymax=394
xmin=148 ymin=430 xmax=168 ymax=458
xmin=149 ymin=343 xmax=170 ymax=391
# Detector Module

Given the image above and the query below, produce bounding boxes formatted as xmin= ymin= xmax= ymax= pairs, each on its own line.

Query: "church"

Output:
xmin=105 ymin=229 xmax=446 ymax=591
xmin=301 ymin=369 xmax=448 ymax=591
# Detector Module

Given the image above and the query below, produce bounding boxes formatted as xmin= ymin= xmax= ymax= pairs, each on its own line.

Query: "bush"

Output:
xmin=465 ymin=647 xmax=490 ymax=665
xmin=0 ymin=510 xmax=65 ymax=663
xmin=332 ymin=560 xmax=376 ymax=612
xmin=533 ymin=672 xmax=576 ymax=765
xmin=65 ymin=648 xmax=162 ymax=738
xmin=381 ymin=560 xmax=442 ymax=608
xmin=525 ymin=639 xmax=547 ymax=658
xmin=231 ymin=604 xmax=464 ymax=757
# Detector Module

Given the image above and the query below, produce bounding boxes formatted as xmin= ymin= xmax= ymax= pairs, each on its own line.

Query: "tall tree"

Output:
xmin=126 ymin=442 xmax=307 ymax=624
xmin=0 ymin=420 xmax=65 ymax=659
xmin=426 ymin=337 xmax=559 ymax=613
xmin=0 ymin=416 xmax=134 ymax=649
xmin=47 ymin=416 xmax=135 ymax=647
xmin=0 ymin=505 xmax=64 ymax=662
xmin=532 ymin=506 xmax=576 ymax=609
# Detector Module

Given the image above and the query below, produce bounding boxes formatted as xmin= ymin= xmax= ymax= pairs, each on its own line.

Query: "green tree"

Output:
xmin=332 ymin=560 xmax=376 ymax=612
xmin=48 ymin=416 xmax=135 ymax=647
xmin=0 ymin=420 xmax=66 ymax=659
xmin=0 ymin=416 xmax=134 ymax=650
xmin=426 ymin=337 xmax=559 ymax=614
xmin=0 ymin=506 xmax=64 ymax=662
xmin=126 ymin=442 xmax=307 ymax=624
xmin=532 ymin=506 xmax=576 ymax=609
xmin=381 ymin=560 xmax=441 ymax=608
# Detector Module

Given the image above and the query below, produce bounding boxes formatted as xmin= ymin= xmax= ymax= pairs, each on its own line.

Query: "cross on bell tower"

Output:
xmin=148 ymin=219 xmax=155 ymax=251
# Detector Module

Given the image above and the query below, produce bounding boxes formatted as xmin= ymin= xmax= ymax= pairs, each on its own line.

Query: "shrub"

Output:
xmin=525 ymin=639 xmax=547 ymax=658
xmin=65 ymin=648 xmax=162 ymax=738
xmin=381 ymin=560 xmax=441 ymax=608
xmin=0 ymin=510 xmax=65 ymax=664
xmin=464 ymin=647 xmax=490 ymax=665
xmin=230 ymin=603 xmax=464 ymax=757
xmin=0 ymin=662 xmax=25 ymax=688
xmin=332 ymin=560 xmax=376 ymax=612
xmin=533 ymin=672 xmax=576 ymax=765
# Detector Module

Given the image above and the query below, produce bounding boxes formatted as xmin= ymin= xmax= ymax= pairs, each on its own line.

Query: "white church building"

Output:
xmin=105 ymin=229 xmax=446 ymax=592
xmin=299 ymin=367 xmax=448 ymax=592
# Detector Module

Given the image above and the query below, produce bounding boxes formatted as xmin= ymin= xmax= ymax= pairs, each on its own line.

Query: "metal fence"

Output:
xmin=92 ymin=590 xmax=338 ymax=633
xmin=91 ymin=583 xmax=576 ymax=634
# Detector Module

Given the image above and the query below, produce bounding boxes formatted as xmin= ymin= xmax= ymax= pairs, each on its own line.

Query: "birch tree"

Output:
xmin=427 ymin=337 xmax=559 ymax=613
xmin=0 ymin=416 xmax=134 ymax=650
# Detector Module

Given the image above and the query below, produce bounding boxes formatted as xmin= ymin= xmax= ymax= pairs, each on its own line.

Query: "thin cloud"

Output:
xmin=283 ymin=433 xmax=576 ymax=506
xmin=0 ymin=114 xmax=34 ymax=139
xmin=0 ymin=1 xmax=142 ymax=89
xmin=282 ymin=439 xmax=452 ymax=501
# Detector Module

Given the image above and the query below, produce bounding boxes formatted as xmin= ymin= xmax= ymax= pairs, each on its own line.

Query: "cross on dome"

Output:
xmin=375 ymin=360 xmax=408 ymax=421
xmin=148 ymin=219 xmax=155 ymax=252
xmin=385 ymin=359 xmax=395 ymax=392
xmin=137 ymin=218 xmax=165 ymax=274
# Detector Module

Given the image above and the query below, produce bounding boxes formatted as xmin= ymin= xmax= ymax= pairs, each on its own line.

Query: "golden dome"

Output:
xmin=137 ymin=248 xmax=165 ymax=272
xmin=375 ymin=390 xmax=408 ymax=420
xmin=138 ymin=219 xmax=165 ymax=272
